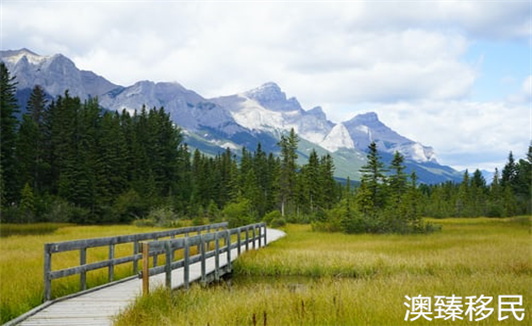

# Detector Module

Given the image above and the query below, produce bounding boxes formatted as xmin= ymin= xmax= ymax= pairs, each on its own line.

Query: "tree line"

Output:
xmin=1 ymin=63 xmax=530 ymax=231
xmin=420 ymin=150 xmax=531 ymax=218
xmin=0 ymin=63 xmax=339 ymax=225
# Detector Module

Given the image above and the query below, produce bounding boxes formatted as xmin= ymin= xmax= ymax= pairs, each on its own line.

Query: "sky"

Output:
xmin=1 ymin=0 xmax=531 ymax=173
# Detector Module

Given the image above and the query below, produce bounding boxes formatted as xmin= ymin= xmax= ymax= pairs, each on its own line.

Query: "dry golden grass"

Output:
xmin=0 ymin=224 xmax=169 ymax=323
xmin=115 ymin=217 xmax=532 ymax=326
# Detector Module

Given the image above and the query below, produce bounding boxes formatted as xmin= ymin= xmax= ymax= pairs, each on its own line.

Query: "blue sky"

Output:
xmin=1 ymin=1 xmax=530 ymax=172
xmin=466 ymin=40 xmax=529 ymax=102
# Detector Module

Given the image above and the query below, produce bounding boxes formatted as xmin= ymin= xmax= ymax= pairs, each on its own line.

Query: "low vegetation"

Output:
xmin=0 ymin=223 xmax=168 ymax=323
xmin=0 ymin=223 xmax=71 ymax=237
xmin=115 ymin=218 xmax=532 ymax=326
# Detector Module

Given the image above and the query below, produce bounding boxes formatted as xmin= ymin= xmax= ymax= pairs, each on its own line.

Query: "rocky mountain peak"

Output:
xmin=1 ymin=48 xmax=459 ymax=183
xmin=244 ymin=82 xmax=302 ymax=112
xmin=1 ymin=48 xmax=48 ymax=65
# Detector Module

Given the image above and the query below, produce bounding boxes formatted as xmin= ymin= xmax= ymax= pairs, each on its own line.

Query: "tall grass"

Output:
xmin=0 ymin=223 xmax=169 ymax=323
xmin=0 ymin=223 xmax=72 ymax=237
xmin=115 ymin=217 xmax=532 ymax=326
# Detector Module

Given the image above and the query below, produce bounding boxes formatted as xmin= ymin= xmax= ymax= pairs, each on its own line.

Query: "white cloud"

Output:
xmin=367 ymin=100 xmax=530 ymax=171
xmin=2 ymin=0 xmax=530 ymax=172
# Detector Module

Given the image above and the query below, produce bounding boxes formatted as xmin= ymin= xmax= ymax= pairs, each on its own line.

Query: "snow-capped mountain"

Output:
xmin=1 ymin=48 xmax=461 ymax=183
xmin=1 ymin=48 xmax=117 ymax=99
xmin=213 ymin=82 xmax=335 ymax=145
xmin=343 ymin=112 xmax=437 ymax=163
xmin=212 ymin=82 xmax=437 ymax=164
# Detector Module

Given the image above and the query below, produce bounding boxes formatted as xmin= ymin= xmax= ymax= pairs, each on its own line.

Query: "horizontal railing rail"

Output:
xmin=43 ymin=222 xmax=228 ymax=301
xmin=139 ymin=222 xmax=267 ymax=294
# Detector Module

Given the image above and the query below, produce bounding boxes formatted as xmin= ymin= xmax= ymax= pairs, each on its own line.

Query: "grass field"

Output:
xmin=115 ymin=217 xmax=532 ymax=326
xmin=0 ymin=223 xmax=170 ymax=324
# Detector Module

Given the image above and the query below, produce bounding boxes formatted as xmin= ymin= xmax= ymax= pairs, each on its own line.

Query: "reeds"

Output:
xmin=115 ymin=217 xmax=532 ymax=326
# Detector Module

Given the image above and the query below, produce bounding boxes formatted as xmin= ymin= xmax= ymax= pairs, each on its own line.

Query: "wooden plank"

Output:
xmin=47 ymin=222 xmax=228 ymax=253
xmin=142 ymin=242 xmax=149 ymax=296
xmin=15 ymin=227 xmax=285 ymax=326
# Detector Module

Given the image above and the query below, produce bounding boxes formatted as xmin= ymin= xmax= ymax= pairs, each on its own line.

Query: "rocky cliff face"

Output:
xmin=1 ymin=48 xmax=460 ymax=183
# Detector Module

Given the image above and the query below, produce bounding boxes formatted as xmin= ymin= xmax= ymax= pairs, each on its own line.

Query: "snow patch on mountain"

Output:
xmin=1 ymin=48 xmax=50 ymax=65
xmin=343 ymin=112 xmax=437 ymax=163
xmin=213 ymin=82 xmax=334 ymax=145
xmin=319 ymin=123 xmax=355 ymax=152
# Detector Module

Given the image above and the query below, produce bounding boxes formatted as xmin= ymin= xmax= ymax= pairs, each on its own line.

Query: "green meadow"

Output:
xmin=115 ymin=217 xmax=532 ymax=326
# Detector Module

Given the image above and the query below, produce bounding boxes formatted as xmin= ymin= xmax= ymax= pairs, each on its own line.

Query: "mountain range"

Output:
xmin=1 ymin=48 xmax=462 ymax=183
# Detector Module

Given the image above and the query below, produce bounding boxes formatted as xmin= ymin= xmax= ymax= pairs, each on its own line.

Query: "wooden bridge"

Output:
xmin=5 ymin=222 xmax=285 ymax=326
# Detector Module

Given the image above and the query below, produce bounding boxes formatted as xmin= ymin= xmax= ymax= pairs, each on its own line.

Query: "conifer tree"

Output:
xmin=388 ymin=151 xmax=407 ymax=208
xmin=319 ymin=153 xmax=337 ymax=210
xmin=0 ymin=63 xmax=20 ymax=205
xmin=357 ymin=142 xmax=387 ymax=214
xmin=278 ymin=128 xmax=299 ymax=216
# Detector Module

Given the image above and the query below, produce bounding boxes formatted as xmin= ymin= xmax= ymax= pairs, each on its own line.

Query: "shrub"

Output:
xmin=270 ymin=217 xmax=286 ymax=228
xmin=112 ymin=189 xmax=147 ymax=223
xmin=263 ymin=210 xmax=282 ymax=226
xmin=222 ymin=199 xmax=254 ymax=228
xmin=147 ymin=206 xmax=179 ymax=227
xmin=43 ymin=198 xmax=89 ymax=223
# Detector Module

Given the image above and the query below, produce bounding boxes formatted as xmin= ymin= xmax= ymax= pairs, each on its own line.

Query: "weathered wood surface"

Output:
xmin=44 ymin=222 xmax=228 ymax=301
xmin=11 ymin=228 xmax=286 ymax=326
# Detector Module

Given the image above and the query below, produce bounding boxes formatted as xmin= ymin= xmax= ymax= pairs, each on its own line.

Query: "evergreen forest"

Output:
xmin=1 ymin=63 xmax=530 ymax=233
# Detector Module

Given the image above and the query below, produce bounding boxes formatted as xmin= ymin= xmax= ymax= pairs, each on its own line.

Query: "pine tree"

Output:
xmin=501 ymin=151 xmax=518 ymax=191
xmin=15 ymin=115 xmax=39 ymax=191
xmin=0 ymin=63 xmax=20 ymax=205
xmin=95 ymin=112 xmax=129 ymax=209
xmin=487 ymin=168 xmax=503 ymax=217
xmin=278 ymin=128 xmax=299 ymax=216
xmin=301 ymin=149 xmax=320 ymax=212
xmin=456 ymin=170 xmax=471 ymax=216
xmin=357 ymin=142 xmax=387 ymax=214
xmin=388 ymin=151 xmax=407 ymax=208
xmin=19 ymin=183 xmax=35 ymax=223
xmin=26 ymin=85 xmax=49 ymax=193
xmin=319 ymin=153 xmax=337 ymax=210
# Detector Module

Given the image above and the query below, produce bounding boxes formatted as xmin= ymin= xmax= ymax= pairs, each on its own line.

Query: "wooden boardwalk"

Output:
xmin=9 ymin=228 xmax=285 ymax=326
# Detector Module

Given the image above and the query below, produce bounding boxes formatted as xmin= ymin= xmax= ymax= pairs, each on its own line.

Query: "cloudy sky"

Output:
xmin=1 ymin=0 xmax=530 ymax=172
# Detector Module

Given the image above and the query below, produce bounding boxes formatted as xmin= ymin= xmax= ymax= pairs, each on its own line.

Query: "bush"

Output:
xmin=270 ymin=217 xmax=286 ymax=228
xmin=146 ymin=206 xmax=180 ymax=227
xmin=222 ymin=199 xmax=254 ymax=228
xmin=43 ymin=198 xmax=90 ymax=224
xmin=112 ymin=189 xmax=147 ymax=223
xmin=263 ymin=210 xmax=282 ymax=226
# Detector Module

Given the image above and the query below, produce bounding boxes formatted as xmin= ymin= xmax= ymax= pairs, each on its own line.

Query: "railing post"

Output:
xmin=184 ymin=237 xmax=190 ymax=289
xmin=197 ymin=229 xmax=202 ymax=253
xmin=207 ymin=226 xmax=211 ymax=250
xmin=245 ymin=226 xmax=249 ymax=251
xmin=142 ymin=242 xmax=150 ymax=296
xmin=133 ymin=241 xmax=139 ymax=275
xmin=80 ymin=247 xmax=87 ymax=291
xmin=200 ymin=235 xmax=206 ymax=284
xmin=258 ymin=225 xmax=262 ymax=248
xmin=44 ymin=244 xmax=52 ymax=301
xmin=108 ymin=244 xmax=115 ymax=282
xmin=165 ymin=241 xmax=172 ymax=289
xmin=214 ymin=232 xmax=220 ymax=280
xmin=226 ymin=230 xmax=231 ymax=271
xmin=264 ymin=224 xmax=267 ymax=245
xmin=152 ymin=238 xmax=158 ymax=267
xmin=252 ymin=225 xmax=257 ymax=249
xmin=237 ymin=227 xmax=241 ymax=256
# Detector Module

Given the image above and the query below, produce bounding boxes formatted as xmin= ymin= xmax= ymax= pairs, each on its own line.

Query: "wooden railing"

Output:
xmin=139 ymin=222 xmax=267 ymax=295
xmin=43 ymin=222 xmax=228 ymax=301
